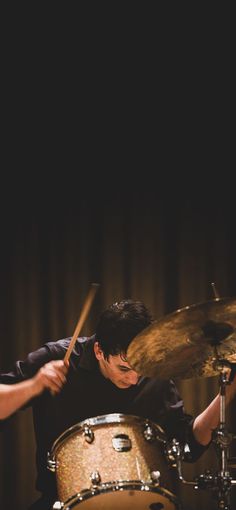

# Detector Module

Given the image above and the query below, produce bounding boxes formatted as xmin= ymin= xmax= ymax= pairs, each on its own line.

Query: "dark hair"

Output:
xmin=95 ymin=299 xmax=153 ymax=359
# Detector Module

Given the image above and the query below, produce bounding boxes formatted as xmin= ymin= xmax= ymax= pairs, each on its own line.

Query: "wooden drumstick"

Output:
xmin=64 ymin=283 xmax=100 ymax=364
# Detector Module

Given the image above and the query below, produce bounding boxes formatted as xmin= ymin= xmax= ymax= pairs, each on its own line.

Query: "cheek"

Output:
xmin=112 ymin=370 xmax=122 ymax=381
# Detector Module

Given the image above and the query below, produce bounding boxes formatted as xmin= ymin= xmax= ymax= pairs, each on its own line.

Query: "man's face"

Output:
xmin=94 ymin=342 xmax=139 ymax=389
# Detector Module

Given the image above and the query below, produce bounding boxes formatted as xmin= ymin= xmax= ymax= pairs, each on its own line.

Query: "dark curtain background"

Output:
xmin=0 ymin=187 xmax=235 ymax=510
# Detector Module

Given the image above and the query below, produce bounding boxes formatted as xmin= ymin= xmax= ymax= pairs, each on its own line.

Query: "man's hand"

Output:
xmin=32 ymin=360 xmax=69 ymax=396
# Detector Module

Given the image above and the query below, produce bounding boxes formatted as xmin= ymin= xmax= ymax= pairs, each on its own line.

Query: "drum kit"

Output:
xmin=48 ymin=295 xmax=236 ymax=510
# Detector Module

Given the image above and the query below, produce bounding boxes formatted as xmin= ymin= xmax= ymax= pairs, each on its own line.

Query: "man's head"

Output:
xmin=94 ymin=299 xmax=152 ymax=388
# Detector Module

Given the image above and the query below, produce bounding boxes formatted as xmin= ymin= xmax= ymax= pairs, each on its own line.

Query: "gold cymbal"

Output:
xmin=127 ymin=298 xmax=236 ymax=379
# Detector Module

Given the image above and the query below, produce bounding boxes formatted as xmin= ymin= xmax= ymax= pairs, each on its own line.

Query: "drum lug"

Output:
xmin=47 ymin=452 xmax=57 ymax=472
xmin=150 ymin=470 xmax=161 ymax=485
xmin=90 ymin=470 xmax=101 ymax=486
xmin=83 ymin=424 xmax=95 ymax=443
xmin=143 ymin=422 xmax=155 ymax=442
xmin=52 ymin=502 xmax=64 ymax=509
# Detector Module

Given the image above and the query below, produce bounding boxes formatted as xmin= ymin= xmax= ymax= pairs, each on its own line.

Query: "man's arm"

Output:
xmin=0 ymin=360 xmax=68 ymax=419
xmin=193 ymin=373 xmax=236 ymax=445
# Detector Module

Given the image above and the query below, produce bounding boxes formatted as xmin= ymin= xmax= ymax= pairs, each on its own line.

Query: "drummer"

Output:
xmin=1 ymin=299 xmax=236 ymax=510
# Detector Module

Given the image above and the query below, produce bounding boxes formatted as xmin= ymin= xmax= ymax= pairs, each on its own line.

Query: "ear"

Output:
xmin=94 ymin=341 xmax=104 ymax=360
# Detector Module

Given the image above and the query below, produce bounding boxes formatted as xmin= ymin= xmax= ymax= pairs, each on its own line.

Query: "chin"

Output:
xmin=119 ymin=382 xmax=131 ymax=388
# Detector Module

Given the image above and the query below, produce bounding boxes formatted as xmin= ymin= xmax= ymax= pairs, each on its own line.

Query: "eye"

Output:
xmin=119 ymin=366 xmax=131 ymax=372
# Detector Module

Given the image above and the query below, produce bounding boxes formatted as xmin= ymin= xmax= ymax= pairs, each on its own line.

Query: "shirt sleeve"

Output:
xmin=0 ymin=345 xmax=54 ymax=421
xmin=0 ymin=345 xmax=54 ymax=385
xmin=0 ymin=338 xmax=84 ymax=425
xmin=0 ymin=338 xmax=74 ymax=385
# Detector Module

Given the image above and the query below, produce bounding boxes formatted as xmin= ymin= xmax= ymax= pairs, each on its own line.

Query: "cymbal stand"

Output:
xmin=167 ymin=361 xmax=236 ymax=510
xmin=208 ymin=364 xmax=236 ymax=509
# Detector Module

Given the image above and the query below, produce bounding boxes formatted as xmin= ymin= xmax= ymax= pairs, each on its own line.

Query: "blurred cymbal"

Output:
xmin=127 ymin=298 xmax=236 ymax=379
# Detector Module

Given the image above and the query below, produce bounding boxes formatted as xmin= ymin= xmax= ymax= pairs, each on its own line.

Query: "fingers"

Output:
xmin=34 ymin=360 xmax=69 ymax=395
xmin=41 ymin=369 xmax=65 ymax=393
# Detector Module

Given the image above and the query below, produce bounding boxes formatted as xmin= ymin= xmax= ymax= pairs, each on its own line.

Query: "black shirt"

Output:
xmin=0 ymin=335 xmax=208 ymax=506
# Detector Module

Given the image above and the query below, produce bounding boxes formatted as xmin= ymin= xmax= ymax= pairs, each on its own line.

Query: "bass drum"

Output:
xmin=49 ymin=413 xmax=181 ymax=510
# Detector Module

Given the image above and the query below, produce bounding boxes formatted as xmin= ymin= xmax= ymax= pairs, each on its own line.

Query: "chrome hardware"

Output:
xmin=150 ymin=470 xmax=161 ymax=484
xmin=83 ymin=424 xmax=94 ymax=443
xmin=112 ymin=433 xmax=132 ymax=452
xmin=90 ymin=470 xmax=101 ymax=485
xmin=166 ymin=438 xmax=182 ymax=467
xmin=184 ymin=443 xmax=191 ymax=454
xmin=47 ymin=452 xmax=57 ymax=472
xmin=53 ymin=502 xmax=64 ymax=509
xmin=143 ymin=422 xmax=155 ymax=442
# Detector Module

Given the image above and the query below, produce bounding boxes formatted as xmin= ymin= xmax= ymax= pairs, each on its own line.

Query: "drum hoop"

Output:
xmin=64 ymin=480 xmax=181 ymax=509
xmin=50 ymin=413 xmax=166 ymax=455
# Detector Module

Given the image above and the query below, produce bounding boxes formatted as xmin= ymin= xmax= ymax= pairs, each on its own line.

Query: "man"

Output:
xmin=1 ymin=299 xmax=236 ymax=510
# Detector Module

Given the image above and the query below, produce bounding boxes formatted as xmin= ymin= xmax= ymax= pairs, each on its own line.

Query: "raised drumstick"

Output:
xmin=64 ymin=283 xmax=100 ymax=364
